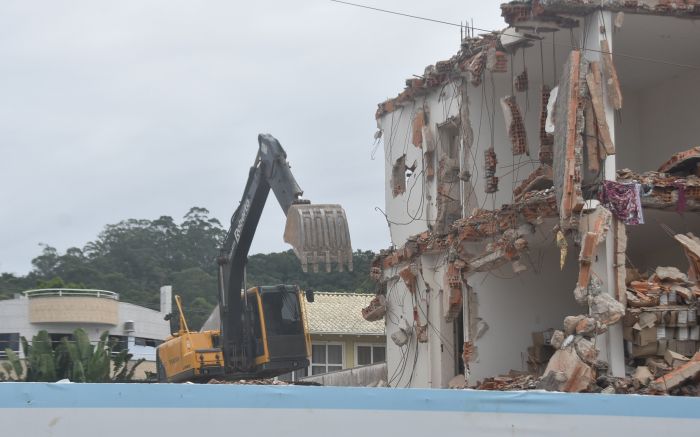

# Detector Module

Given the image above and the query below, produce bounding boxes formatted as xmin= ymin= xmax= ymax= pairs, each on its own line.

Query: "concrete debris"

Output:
xmin=650 ymin=352 xmax=700 ymax=392
xmin=617 ymin=166 xmax=700 ymax=212
xmin=207 ymin=378 xmax=290 ymax=385
xmin=585 ymin=61 xmax=615 ymax=155
xmin=448 ymin=374 xmax=468 ymax=389
xmin=590 ymin=292 xmax=626 ymax=326
xmin=657 ymin=146 xmax=700 ymax=175
xmin=539 ymin=346 xmax=596 ymax=393
xmin=475 ymin=372 xmax=538 ymax=391
xmin=656 ymin=266 xmax=688 ymax=283
xmin=574 ymin=337 xmax=599 ymax=365
xmin=513 ymin=165 xmax=553 ymax=201
xmin=564 ymin=315 xmax=587 ymax=336
xmin=550 ymin=330 xmax=565 ymax=349
xmin=600 ymin=40 xmax=623 ymax=111
xmin=633 ymin=366 xmax=653 ymax=386
xmin=665 ymin=350 xmax=691 ymax=368
xmin=556 ymin=230 xmax=568 ymax=270
xmin=361 ymin=295 xmax=386 ymax=322
xmin=575 ymin=317 xmax=599 ymax=338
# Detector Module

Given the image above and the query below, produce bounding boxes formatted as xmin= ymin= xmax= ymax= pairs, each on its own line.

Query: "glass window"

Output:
xmin=327 ymin=345 xmax=342 ymax=365
xmin=109 ymin=335 xmax=128 ymax=354
xmin=261 ymin=290 xmax=303 ymax=337
xmin=357 ymin=346 xmax=372 ymax=366
xmin=0 ymin=333 xmax=19 ymax=358
xmin=312 ymin=344 xmax=326 ymax=364
xmin=373 ymin=345 xmax=386 ymax=363
xmin=310 ymin=343 xmax=343 ymax=375
xmin=356 ymin=344 xmax=386 ymax=366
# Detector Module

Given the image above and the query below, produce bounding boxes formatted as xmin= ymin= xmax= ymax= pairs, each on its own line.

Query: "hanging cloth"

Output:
xmin=599 ymin=180 xmax=644 ymax=225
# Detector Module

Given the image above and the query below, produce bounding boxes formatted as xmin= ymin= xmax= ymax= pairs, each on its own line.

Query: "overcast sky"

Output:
xmin=0 ymin=0 xmax=503 ymax=275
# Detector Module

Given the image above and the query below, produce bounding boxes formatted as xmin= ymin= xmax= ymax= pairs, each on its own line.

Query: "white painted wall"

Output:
xmin=384 ymin=252 xmax=461 ymax=388
xmin=0 ymin=294 xmax=169 ymax=361
xmin=466 ymin=223 xmax=582 ymax=383
xmin=617 ymin=68 xmax=700 ymax=172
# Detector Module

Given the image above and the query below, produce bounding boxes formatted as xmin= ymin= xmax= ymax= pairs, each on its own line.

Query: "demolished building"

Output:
xmin=364 ymin=0 xmax=700 ymax=394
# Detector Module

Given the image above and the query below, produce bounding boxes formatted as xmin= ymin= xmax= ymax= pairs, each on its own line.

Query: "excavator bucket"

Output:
xmin=284 ymin=204 xmax=353 ymax=273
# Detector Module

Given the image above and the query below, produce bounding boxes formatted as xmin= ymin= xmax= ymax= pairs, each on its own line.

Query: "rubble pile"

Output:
xmin=207 ymin=378 xmax=290 ymax=385
xmin=474 ymin=373 xmax=538 ymax=391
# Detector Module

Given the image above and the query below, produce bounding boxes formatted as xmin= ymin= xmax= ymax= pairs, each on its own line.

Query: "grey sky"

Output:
xmin=0 ymin=0 xmax=502 ymax=275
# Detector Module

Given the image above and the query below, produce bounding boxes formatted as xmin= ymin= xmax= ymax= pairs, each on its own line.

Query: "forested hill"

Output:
xmin=0 ymin=207 xmax=375 ymax=329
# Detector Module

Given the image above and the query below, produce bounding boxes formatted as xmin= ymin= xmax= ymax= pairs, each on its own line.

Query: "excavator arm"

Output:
xmin=217 ymin=134 xmax=352 ymax=373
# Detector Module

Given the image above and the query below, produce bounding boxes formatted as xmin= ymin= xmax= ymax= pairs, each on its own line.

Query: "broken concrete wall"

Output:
xmin=379 ymin=98 xmax=433 ymax=246
xmin=465 ymin=43 xmax=572 ymax=213
xmin=383 ymin=253 xmax=458 ymax=388
xmin=465 ymin=221 xmax=582 ymax=383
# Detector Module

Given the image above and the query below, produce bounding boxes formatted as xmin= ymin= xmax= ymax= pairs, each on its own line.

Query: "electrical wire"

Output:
xmin=329 ymin=0 xmax=700 ymax=71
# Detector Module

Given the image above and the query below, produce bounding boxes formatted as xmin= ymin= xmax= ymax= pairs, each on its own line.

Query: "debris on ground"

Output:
xmin=207 ymin=378 xmax=290 ymax=385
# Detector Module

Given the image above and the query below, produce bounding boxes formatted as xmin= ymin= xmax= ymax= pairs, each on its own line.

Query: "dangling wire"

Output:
xmin=539 ymin=39 xmax=546 ymax=86
xmin=510 ymin=51 xmax=516 ymax=97
xmin=522 ymin=47 xmax=530 ymax=113
xmin=552 ymin=31 xmax=557 ymax=82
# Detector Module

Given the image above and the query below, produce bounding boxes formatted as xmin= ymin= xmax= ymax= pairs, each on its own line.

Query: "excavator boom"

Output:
xmin=157 ymin=134 xmax=352 ymax=382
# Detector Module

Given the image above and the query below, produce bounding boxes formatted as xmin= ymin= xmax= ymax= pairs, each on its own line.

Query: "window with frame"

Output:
xmin=311 ymin=343 xmax=343 ymax=375
xmin=356 ymin=344 xmax=386 ymax=366
xmin=0 ymin=333 xmax=19 ymax=358
xmin=134 ymin=337 xmax=162 ymax=347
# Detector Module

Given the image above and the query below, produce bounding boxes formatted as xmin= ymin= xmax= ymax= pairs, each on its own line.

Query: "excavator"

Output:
xmin=155 ymin=134 xmax=353 ymax=382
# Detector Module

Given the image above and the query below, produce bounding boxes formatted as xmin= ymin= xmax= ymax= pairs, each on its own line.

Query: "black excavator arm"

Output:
xmin=216 ymin=134 xmax=308 ymax=373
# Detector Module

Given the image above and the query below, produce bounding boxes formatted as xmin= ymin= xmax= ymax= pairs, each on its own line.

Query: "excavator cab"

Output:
xmin=157 ymin=287 xmax=310 ymax=382
xmin=244 ymin=285 xmax=310 ymax=376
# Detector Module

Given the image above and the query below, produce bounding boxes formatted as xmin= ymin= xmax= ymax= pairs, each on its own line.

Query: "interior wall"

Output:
xmin=615 ymin=90 xmax=643 ymax=171
xmin=625 ymin=209 xmax=700 ymax=275
xmin=612 ymin=11 xmax=700 ymax=172
xmin=616 ymin=68 xmax=700 ymax=172
xmin=466 ymin=233 xmax=582 ymax=383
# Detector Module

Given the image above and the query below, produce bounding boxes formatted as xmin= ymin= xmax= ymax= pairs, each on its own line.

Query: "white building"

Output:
xmin=368 ymin=1 xmax=700 ymax=390
xmin=0 ymin=286 xmax=172 ymax=378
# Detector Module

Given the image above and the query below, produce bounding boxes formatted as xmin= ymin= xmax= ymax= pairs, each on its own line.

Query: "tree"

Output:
xmin=0 ymin=207 xmax=375 ymax=317
xmin=3 ymin=329 xmax=144 ymax=383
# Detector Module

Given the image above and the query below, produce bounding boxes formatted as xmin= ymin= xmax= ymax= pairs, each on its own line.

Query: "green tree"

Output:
xmin=1 ymin=207 xmax=374 ymax=317
xmin=5 ymin=329 xmax=143 ymax=382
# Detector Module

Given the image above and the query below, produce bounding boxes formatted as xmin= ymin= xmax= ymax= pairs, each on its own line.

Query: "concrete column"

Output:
xmin=582 ymin=10 xmax=625 ymax=377
xmin=160 ymin=285 xmax=172 ymax=315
